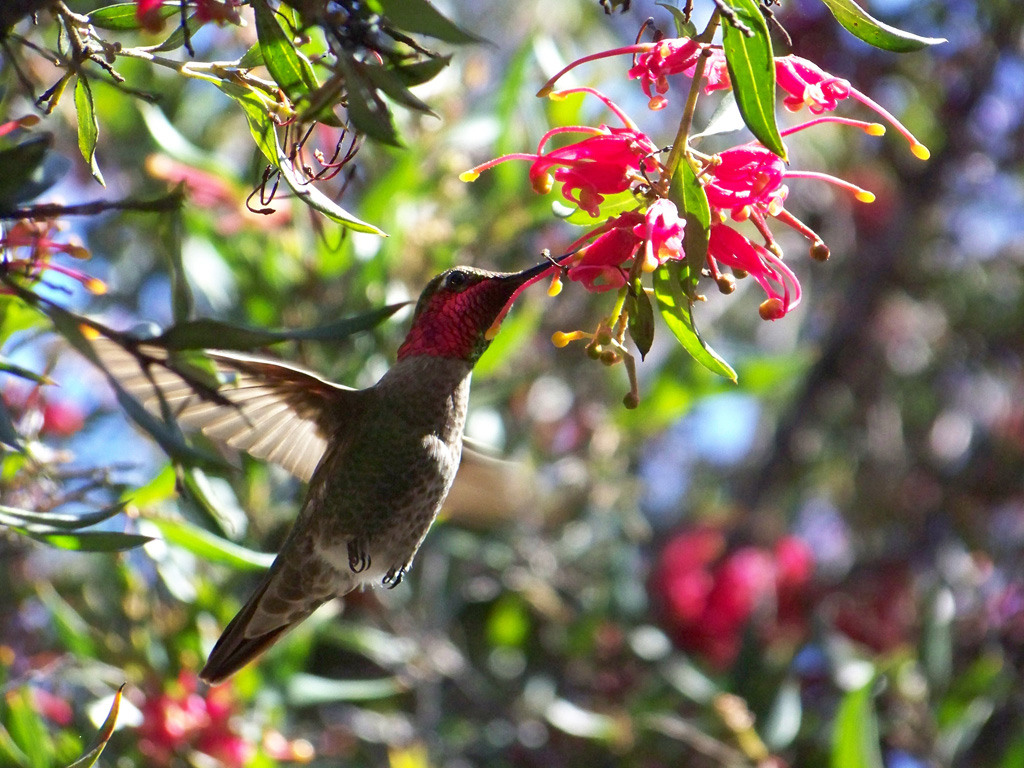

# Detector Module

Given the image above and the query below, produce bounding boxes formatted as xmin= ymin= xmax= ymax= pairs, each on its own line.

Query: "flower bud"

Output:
xmin=586 ymin=341 xmax=603 ymax=359
xmin=732 ymin=269 xmax=748 ymax=279
xmin=596 ymin=328 xmax=613 ymax=346
xmin=600 ymin=349 xmax=620 ymax=366
xmin=810 ymin=241 xmax=830 ymax=262
xmin=759 ymin=298 xmax=786 ymax=321
xmin=716 ymin=274 xmax=736 ymax=294
xmin=622 ymin=391 xmax=640 ymax=409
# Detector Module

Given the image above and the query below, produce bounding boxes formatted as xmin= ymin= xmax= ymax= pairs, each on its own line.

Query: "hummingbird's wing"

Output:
xmin=93 ymin=339 xmax=358 ymax=482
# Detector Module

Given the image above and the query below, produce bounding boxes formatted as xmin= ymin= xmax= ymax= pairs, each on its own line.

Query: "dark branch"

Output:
xmin=0 ymin=192 xmax=185 ymax=221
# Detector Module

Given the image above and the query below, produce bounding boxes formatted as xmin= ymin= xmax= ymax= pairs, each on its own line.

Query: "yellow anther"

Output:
xmin=855 ymin=190 xmax=876 ymax=203
xmin=458 ymin=170 xmax=480 ymax=182
xmin=865 ymin=123 xmax=886 ymax=136
xmin=551 ymin=330 xmax=584 ymax=348
xmin=911 ymin=142 xmax=931 ymax=161
xmin=485 ymin=321 xmax=501 ymax=340
xmin=547 ymin=273 xmax=563 ymax=297
xmin=85 ymin=277 xmax=107 ymax=295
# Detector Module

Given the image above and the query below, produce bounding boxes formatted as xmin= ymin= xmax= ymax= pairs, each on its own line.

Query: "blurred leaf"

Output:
xmin=545 ymin=698 xmax=623 ymax=743
xmin=143 ymin=516 xmax=275 ymax=570
xmin=393 ymin=55 xmax=452 ymax=87
xmin=0 ymin=358 xmax=50 ymax=385
xmin=236 ymin=43 xmax=265 ymax=69
xmin=832 ymin=678 xmax=883 ymax=768
xmin=154 ymin=302 xmax=405 ymax=350
xmin=654 ymin=262 xmax=737 ymax=382
xmin=361 ymin=64 xmax=435 ymax=115
xmin=27 ymin=530 xmax=152 ymax=551
xmin=36 ymin=583 xmax=99 ymax=658
xmin=0 ymin=295 xmax=49 ymax=343
xmin=376 ymin=0 xmax=483 ymax=44
xmin=488 ymin=594 xmax=530 ymax=647
xmin=0 ymin=722 xmax=32 ymax=768
xmin=556 ymin=189 xmax=641 ymax=226
xmin=65 ymin=685 xmax=123 ymax=768
xmin=126 ymin=464 xmax=177 ymax=507
xmin=285 ymin=673 xmax=405 ymax=705
xmin=720 ymin=0 xmax=785 ymax=160
xmin=0 ymin=133 xmax=68 ymax=208
xmin=252 ymin=0 xmax=318 ymax=100
xmin=763 ymin=678 xmax=802 ymax=750
xmin=921 ymin=585 xmax=954 ymax=692
xmin=0 ymin=397 xmax=23 ymax=452
xmin=4 ymin=688 xmax=54 ymax=768
xmin=474 ymin=301 xmax=541 ymax=379
xmin=0 ymin=501 xmax=126 ymax=531
xmin=818 ymin=0 xmax=946 ymax=51
xmin=627 ymin=281 xmax=655 ymax=360
xmin=88 ymin=2 xmax=178 ymax=30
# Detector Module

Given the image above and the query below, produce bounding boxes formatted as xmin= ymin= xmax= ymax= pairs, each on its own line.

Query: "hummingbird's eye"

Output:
xmin=444 ymin=270 xmax=470 ymax=291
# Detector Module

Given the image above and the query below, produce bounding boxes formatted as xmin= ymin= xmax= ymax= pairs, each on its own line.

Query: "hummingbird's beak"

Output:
xmin=501 ymin=250 xmax=574 ymax=288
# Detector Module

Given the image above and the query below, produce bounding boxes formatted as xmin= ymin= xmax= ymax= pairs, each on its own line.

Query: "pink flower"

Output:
xmin=565 ymin=212 xmax=644 ymax=291
xmin=632 ymin=198 xmax=685 ymax=272
xmin=707 ymin=223 xmax=801 ymax=320
xmin=704 ymin=145 xmax=787 ymax=217
xmin=462 ymin=89 xmax=660 ymax=218
xmin=135 ymin=0 xmax=240 ymax=33
xmin=626 ymin=38 xmax=704 ymax=110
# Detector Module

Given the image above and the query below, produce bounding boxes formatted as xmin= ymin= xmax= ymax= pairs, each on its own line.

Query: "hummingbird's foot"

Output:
xmin=382 ymin=566 xmax=406 ymax=589
xmin=347 ymin=539 xmax=371 ymax=574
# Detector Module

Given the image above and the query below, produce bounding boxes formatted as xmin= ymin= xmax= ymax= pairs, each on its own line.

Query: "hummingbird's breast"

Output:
xmin=309 ymin=355 xmax=474 ymax=584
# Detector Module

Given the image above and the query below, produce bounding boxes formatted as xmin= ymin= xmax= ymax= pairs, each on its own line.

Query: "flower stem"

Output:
xmin=664 ymin=10 xmax=721 ymax=181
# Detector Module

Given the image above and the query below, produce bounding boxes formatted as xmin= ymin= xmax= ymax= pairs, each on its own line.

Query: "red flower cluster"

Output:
xmin=137 ymin=672 xmax=252 ymax=768
xmin=649 ymin=528 xmax=814 ymax=668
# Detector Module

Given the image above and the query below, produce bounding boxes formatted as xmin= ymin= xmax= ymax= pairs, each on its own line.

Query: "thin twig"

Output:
xmin=0 ymin=193 xmax=185 ymax=220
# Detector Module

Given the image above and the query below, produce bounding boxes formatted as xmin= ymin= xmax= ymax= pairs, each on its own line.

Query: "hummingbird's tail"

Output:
xmin=200 ymin=549 xmax=351 ymax=685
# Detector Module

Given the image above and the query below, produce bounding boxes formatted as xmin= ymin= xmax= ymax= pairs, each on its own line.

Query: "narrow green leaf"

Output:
xmin=627 ymin=281 xmax=655 ymax=360
xmin=73 ymin=76 xmax=105 ymax=186
xmin=4 ymin=689 xmax=52 ymax=768
xmin=65 ymin=685 xmax=124 ymax=768
xmin=27 ymin=530 xmax=153 ymax=552
xmin=144 ymin=516 xmax=275 ymax=570
xmin=236 ymin=44 xmax=265 ymax=69
xmin=156 ymin=302 xmax=406 ymax=350
xmin=163 ymin=204 xmax=192 ymax=323
xmin=147 ymin=13 xmax=204 ymax=53
xmin=720 ymin=0 xmax=786 ymax=160
xmin=655 ymin=2 xmax=697 ymax=38
xmin=0 ymin=358 xmax=51 ymax=385
xmin=0 ymin=134 xmax=53 ymax=208
xmin=692 ymin=90 xmax=746 ymax=141
xmin=669 ymin=162 xmax=711 ymax=293
xmin=338 ymin=58 xmax=402 ymax=147
xmin=360 ymin=64 xmax=436 ymax=115
xmin=818 ymin=0 xmax=946 ymax=52
xmin=215 ymin=81 xmax=277 ymax=163
xmin=557 ymin=189 xmax=641 ymax=226
xmin=88 ymin=2 xmax=176 ymax=30
xmin=0 ymin=502 xmax=126 ymax=531
xmin=832 ymin=678 xmax=884 ymax=768
xmin=252 ymin=0 xmax=318 ymax=100
xmin=377 ymin=0 xmax=482 ymax=44
xmin=393 ymin=55 xmax=452 ymax=87
xmin=653 ymin=262 xmax=737 ymax=382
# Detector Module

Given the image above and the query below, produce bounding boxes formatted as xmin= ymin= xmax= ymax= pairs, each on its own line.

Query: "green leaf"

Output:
xmin=0 ymin=358 xmax=51 ymax=385
xmin=4 ymin=688 xmax=52 ymax=768
xmin=556 ymin=189 xmax=641 ymax=226
xmin=720 ymin=0 xmax=786 ymax=160
xmin=653 ymin=262 xmax=737 ymax=382
xmin=393 ymin=55 xmax=452 ymax=87
xmin=155 ymin=302 xmax=405 ymax=350
xmin=655 ymin=2 xmax=697 ymax=38
xmin=236 ymin=44 xmax=265 ymax=69
xmin=73 ymin=77 xmax=104 ymax=186
xmin=360 ymin=64 xmax=436 ymax=115
xmin=0 ymin=398 xmax=23 ymax=452
xmin=338 ymin=58 xmax=401 ymax=147
xmin=832 ymin=678 xmax=884 ymax=768
xmin=88 ymin=2 xmax=176 ymax=30
xmin=147 ymin=13 xmax=204 ymax=53
xmin=143 ymin=516 xmax=275 ymax=570
xmin=692 ymin=90 xmax=746 ymax=141
xmin=669 ymin=161 xmax=711 ymax=292
xmin=377 ymin=0 xmax=482 ymax=44
xmin=0 ymin=502 xmax=126 ymax=532
xmin=627 ymin=280 xmax=655 ymax=360
xmin=0 ymin=134 xmax=60 ymax=209
xmin=818 ymin=0 xmax=946 ymax=52
xmin=65 ymin=685 xmax=123 ymax=768
xmin=27 ymin=530 xmax=153 ymax=552
xmin=252 ymin=0 xmax=318 ymax=100
xmin=217 ymin=79 xmax=387 ymax=234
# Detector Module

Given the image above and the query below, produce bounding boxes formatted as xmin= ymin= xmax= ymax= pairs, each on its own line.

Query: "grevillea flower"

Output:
xmin=462 ymin=88 xmax=661 ymax=218
xmin=1 ymin=220 xmax=105 ymax=295
xmin=632 ymin=198 xmax=685 ymax=272
xmin=701 ymin=52 xmax=929 ymax=159
xmin=703 ymin=145 xmax=787 ymax=217
xmin=564 ymin=212 xmax=644 ymax=291
xmin=707 ymin=222 xmax=801 ymax=320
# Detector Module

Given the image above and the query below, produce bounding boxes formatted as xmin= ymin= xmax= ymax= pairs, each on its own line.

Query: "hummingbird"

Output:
xmin=98 ymin=258 xmax=561 ymax=684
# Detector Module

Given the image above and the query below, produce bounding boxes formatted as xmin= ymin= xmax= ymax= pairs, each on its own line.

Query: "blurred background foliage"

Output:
xmin=2 ymin=0 xmax=1024 ymax=766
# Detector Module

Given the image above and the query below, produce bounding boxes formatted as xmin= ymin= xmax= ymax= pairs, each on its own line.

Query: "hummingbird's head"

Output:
xmin=397 ymin=259 xmax=558 ymax=363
